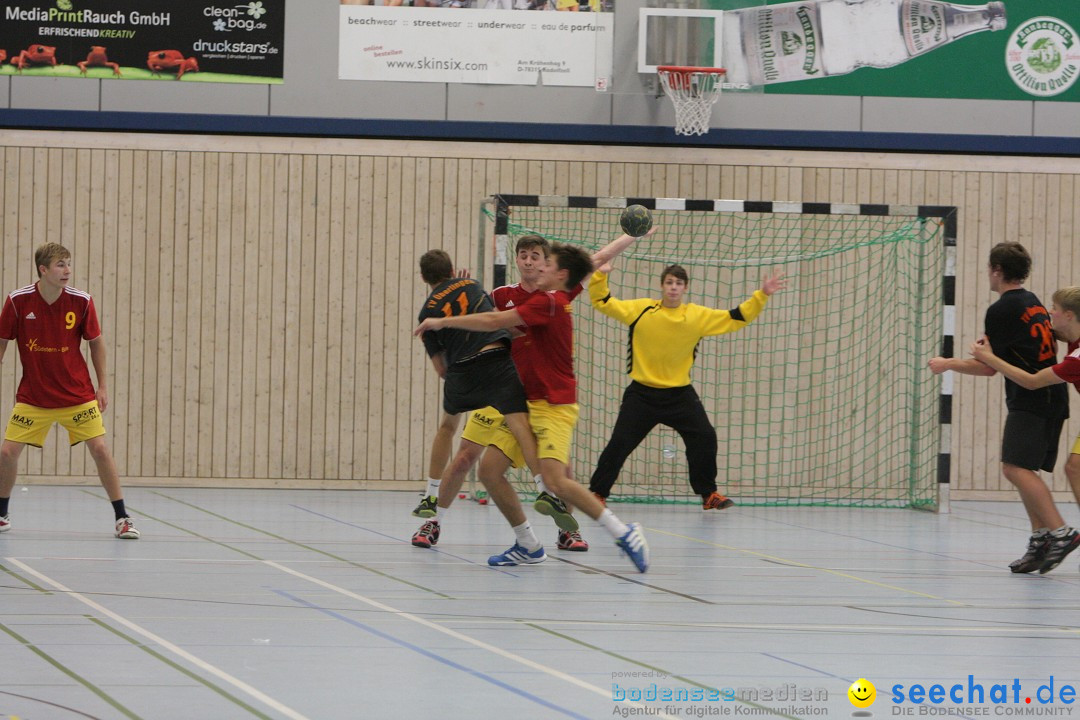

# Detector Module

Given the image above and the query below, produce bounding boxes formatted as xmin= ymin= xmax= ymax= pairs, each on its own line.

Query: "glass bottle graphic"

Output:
xmin=721 ymin=0 xmax=1006 ymax=86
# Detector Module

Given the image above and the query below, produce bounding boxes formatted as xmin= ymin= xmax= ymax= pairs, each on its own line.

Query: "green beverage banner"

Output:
xmin=705 ymin=0 xmax=1080 ymax=100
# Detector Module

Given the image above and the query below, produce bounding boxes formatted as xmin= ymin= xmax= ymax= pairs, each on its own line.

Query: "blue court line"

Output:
xmin=288 ymin=504 xmax=522 ymax=577
xmin=271 ymin=588 xmax=590 ymax=720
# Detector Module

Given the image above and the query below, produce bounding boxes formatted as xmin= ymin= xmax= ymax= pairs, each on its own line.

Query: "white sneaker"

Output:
xmin=115 ymin=517 xmax=140 ymax=539
xmin=0 ymin=514 xmax=9 ymax=533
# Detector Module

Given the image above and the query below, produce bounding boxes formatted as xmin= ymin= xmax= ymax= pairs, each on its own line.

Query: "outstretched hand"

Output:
xmin=455 ymin=267 xmax=471 ymax=279
xmin=761 ymin=268 xmax=787 ymax=296
xmin=414 ymin=317 xmax=445 ymax=337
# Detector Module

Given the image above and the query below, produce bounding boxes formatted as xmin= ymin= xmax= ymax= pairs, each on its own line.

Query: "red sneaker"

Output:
xmin=702 ymin=492 xmax=735 ymax=510
xmin=557 ymin=530 xmax=589 ymax=551
xmin=411 ymin=520 xmax=440 ymax=548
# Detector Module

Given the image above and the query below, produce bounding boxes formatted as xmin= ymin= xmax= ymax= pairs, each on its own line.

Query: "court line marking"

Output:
xmin=147 ymin=491 xmax=456 ymax=599
xmin=289 ymin=504 xmax=523 ymax=577
xmin=0 ymin=620 xmax=138 ymax=720
xmin=526 ymin=622 xmax=803 ymax=720
xmin=263 ymin=558 xmax=680 ymax=720
xmin=273 ymin=589 xmax=589 ymax=720
xmin=86 ymin=616 xmax=278 ymax=719
xmin=648 ymin=528 xmax=969 ymax=606
xmin=6 ymin=558 xmax=312 ymax=720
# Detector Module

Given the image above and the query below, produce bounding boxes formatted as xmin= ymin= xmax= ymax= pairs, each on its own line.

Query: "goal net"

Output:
xmin=485 ymin=196 xmax=951 ymax=509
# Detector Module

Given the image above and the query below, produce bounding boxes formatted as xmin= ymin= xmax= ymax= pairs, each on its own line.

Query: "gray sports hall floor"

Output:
xmin=1 ymin=487 xmax=1077 ymax=720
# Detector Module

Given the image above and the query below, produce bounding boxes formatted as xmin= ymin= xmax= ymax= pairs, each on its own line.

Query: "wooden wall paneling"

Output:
xmin=353 ymin=155 xmax=374 ymax=479
xmin=296 ymin=155 xmax=319 ymax=479
xmin=223 ymin=153 xmax=246 ymax=477
xmin=366 ymin=156 xmax=389 ymax=478
xmin=407 ymin=156 xmax=432 ymax=485
xmin=972 ymin=171 xmax=996 ymax=492
xmin=590 ymin=160 xmax=607 ymax=197
xmin=16 ymin=149 xmax=38 ymax=477
xmin=324 ymin=155 xmax=347 ymax=480
xmin=163 ymin=150 xmax=184 ymax=477
xmin=382 ymin=154 xmax=404 ymax=480
xmin=44 ymin=149 xmax=61 ymax=242
xmin=237 ymin=153 xmax=261 ymax=479
xmin=184 ymin=152 xmax=205 ymax=478
xmin=150 ymin=150 xmax=170 ymax=477
xmin=338 ymin=156 xmax=361 ymax=481
xmin=211 ymin=153 xmax=235 ymax=477
xmin=129 ymin=150 xmax=151 ymax=478
xmin=553 ymin=160 xmax=570 ymax=196
xmin=607 ymin=162 xmax=624 ymax=197
xmin=97 ymin=148 xmax=122 ymax=474
xmin=305 ymin=155 xmax=330 ymax=480
xmin=0 ymin=149 xmax=16 ymax=431
xmin=196 ymin=152 xmax=219 ymax=478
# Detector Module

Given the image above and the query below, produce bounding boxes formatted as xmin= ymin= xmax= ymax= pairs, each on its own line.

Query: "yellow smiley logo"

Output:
xmin=848 ymin=678 xmax=876 ymax=708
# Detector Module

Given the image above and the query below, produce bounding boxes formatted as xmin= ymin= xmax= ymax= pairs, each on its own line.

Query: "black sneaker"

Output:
xmin=411 ymin=520 xmax=440 ymax=549
xmin=533 ymin=491 xmax=579 ymax=532
xmin=1038 ymin=528 xmax=1080 ymax=574
xmin=411 ymin=495 xmax=437 ymax=518
xmin=1010 ymin=533 xmax=1050 ymax=573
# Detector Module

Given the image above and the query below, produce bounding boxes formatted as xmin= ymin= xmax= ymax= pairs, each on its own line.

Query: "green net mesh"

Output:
xmin=488 ymin=202 xmax=944 ymax=508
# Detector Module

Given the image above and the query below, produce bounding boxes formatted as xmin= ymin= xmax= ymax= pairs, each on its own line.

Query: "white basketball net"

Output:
xmin=657 ymin=68 xmax=725 ymax=137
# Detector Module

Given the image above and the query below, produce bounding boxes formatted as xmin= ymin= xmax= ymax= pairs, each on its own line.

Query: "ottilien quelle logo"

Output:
xmin=1006 ymin=16 xmax=1080 ymax=97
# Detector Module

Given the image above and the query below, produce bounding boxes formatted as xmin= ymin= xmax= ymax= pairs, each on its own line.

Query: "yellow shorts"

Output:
xmin=1072 ymin=435 xmax=1080 ymax=455
xmin=528 ymin=399 xmax=578 ymax=464
xmin=461 ymin=406 xmax=525 ymax=469
xmin=4 ymin=401 xmax=106 ymax=447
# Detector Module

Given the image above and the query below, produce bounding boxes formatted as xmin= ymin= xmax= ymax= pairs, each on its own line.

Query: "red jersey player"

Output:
xmin=416 ymin=238 xmax=650 ymax=572
xmin=0 ymin=243 xmax=139 ymax=539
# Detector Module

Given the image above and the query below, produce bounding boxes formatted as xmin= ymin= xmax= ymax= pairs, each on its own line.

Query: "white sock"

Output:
xmin=435 ymin=506 xmax=448 ymax=522
xmin=513 ymin=521 xmax=541 ymax=552
xmin=1050 ymin=525 xmax=1074 ymax=538
xmin=533 ymin=474 xmax=550 ymax=495
xmin=424 ymin=477 xmax=441 ymax=499
xmin=597 ymin=509 xmax=630 ymax=539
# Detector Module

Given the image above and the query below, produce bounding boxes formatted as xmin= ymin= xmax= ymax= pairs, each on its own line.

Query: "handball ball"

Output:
xmin=620 ymin=204 xmax=653 ymax=237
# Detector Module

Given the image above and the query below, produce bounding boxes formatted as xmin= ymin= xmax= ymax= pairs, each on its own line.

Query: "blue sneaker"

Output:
xmin=488 ymin=542 xmax=547 ymax=566
xmin=616 ymin=523 xmax=649 ymax=573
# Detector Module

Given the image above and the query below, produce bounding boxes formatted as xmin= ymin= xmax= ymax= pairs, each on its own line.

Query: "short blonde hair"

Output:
xmin=1052 ymin=286 xmax=1080 ymax=318
xmin=34 ymin=243 xmax=70 ymax=277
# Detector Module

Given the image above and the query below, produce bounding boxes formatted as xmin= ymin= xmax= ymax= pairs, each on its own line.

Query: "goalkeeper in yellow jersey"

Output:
xmin=588 ymin=263 xmax=786 ymax=509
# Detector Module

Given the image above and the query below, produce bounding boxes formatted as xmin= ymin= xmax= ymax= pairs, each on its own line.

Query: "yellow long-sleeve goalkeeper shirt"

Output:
xmin=588 ymin=270 xmax=769 ymax=389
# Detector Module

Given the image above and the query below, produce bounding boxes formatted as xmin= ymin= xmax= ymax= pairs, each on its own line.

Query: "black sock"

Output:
xmin=0 ymin=497 xmax=8 ymax=517
xmin=111 ymin=499 xmax=127 ymax=521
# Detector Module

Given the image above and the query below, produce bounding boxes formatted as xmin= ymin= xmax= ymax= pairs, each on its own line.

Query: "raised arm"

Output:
xmin=590 ymin=226 xmax=656 ymax=271
xmin=970 ymin=335 xmax=1062 ymax=389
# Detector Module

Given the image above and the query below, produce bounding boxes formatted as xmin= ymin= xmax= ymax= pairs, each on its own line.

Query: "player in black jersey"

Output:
xmin=930 ymin=243 xmax=1076 ymax=574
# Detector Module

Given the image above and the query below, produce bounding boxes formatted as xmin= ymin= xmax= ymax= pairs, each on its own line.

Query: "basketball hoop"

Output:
xmin=657 ymin=66 xmax=726 ymax=137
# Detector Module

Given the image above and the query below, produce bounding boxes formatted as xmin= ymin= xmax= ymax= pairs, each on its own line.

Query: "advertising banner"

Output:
xmin=700 ymin=0 xmax=1080 ymax=101
xmin=0 ymin=0 xmax=284 ymax=84
xmin=339 ymin=4 xmax=614 ymax=89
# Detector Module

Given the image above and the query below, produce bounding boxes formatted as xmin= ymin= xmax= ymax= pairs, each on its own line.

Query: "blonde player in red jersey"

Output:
xmin=0 ymin=243 xmax=138 ymax=538
xmin=416 ymin=237 xmax=650 ymax=572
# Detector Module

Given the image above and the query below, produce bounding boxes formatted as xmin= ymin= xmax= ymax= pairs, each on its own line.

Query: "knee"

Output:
xmin=1066 ymin=455 xmax=1080 ymax=481
xmin=85 ymin=437 xmax=111 ymax=461
xmin=0 ymin=442 xmax=22 ymax=464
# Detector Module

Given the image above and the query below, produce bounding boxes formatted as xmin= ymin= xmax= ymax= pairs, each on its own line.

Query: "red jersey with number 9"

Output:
xmin=0 ymin=284 xmax=101 ymax=408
